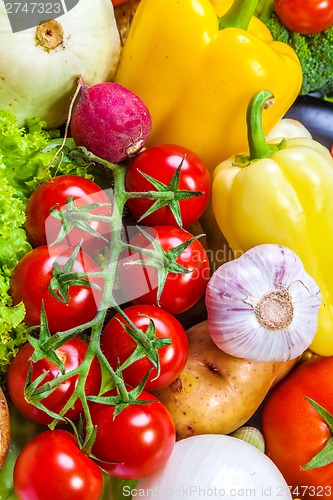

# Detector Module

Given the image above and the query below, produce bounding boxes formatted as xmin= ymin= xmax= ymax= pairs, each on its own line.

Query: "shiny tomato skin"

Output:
xmin=262 ymin=356 xmax=333 ymax=499
xmin=101 ymin=304 xmax=188 ymax=390
xmin=89 ymin=389 xmax=175 ymax=479
xmin=118 ymin=225 xmax=210 ymax=315
xmin=10 ymin=245 xmax=102 ymax=333
xmin=112 ymin=0 xmax=128 ymax=5
xmin=7 ymin=338 xmax=102 ymax=425
xmin=274 ymin=0 xmax=333 ymax=34
xmin=25 ymin=175 xmax=112 ymax=256
xmin=13 ymin=430 xmax=103 ymax=500
xmin=125 ymin=144 xmax=211 ymax=228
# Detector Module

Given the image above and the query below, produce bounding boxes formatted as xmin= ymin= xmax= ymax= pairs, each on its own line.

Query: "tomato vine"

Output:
xmin=20 ymin=144 xmax=208 ymax=452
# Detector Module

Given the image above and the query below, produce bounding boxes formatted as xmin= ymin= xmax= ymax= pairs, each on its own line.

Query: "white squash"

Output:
xmin=0 ymin=0 xmax=121 ymax=128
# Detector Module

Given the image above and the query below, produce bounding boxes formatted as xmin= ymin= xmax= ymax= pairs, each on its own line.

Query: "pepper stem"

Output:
xmin=219 ymin=0 xmax=258 ymax=30
xmin=247 ymin=89 xmax=278 ymax=160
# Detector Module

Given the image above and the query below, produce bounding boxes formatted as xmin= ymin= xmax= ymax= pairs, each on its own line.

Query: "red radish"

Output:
xmin=70 ymin=78 xmax=152 ymax=164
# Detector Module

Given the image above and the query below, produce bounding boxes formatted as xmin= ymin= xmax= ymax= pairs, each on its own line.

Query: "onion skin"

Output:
xmin=70 ymin=80 xmax=152 ymax=164
xmin=137 ymin=434 xmax=292 ymax=499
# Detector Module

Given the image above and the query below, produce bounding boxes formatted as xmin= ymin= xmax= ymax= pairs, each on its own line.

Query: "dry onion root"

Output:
xmin=0 ymin=387 xmax=10 ymax=470
xmin=114 ymin=0 xmax=141 ymax=45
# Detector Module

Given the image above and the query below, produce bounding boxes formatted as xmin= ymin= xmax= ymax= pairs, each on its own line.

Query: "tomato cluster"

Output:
xmin=7 ymin=143 xmax=211 ymax=497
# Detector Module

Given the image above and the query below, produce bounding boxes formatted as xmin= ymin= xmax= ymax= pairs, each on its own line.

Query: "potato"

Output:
xmin=0 ymin=387 xmax=10 ymax=470
xmin=152 ymin=320 xmax=297 ymax=440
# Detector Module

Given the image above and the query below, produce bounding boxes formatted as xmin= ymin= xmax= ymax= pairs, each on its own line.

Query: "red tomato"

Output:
xmin=101 ymin=304 xmax=188 ymax=390
xmin=118 ymin=225 xmax=210 ymax=315
xmin=7 ymin=338 xmax=102 ymax=425
xmin=274 ymin=0 xmax=333 ymax=34
xmin=262 ymin=356 xmax=333 ymax=499
xmin=25 ymin=175 xmax=112 ymax=256
xmin=13 ymin=430 xmax=103 ymax=500
xmin=89 ymin=389 xmax=175 ymax=479
xmin=112 ymin=0 xmax=129 ymax=5
xmin=125 ymin=144 xmax=211 ymax=228
xmin=10 ymin=245 xmax=103 ymax=333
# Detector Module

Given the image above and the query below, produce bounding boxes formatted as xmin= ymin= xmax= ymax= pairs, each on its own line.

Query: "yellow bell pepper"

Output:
xmin=115 ymin=0 xmax=302 ymax=172
xmin=212 ymin=90 xmax=333 ymax=356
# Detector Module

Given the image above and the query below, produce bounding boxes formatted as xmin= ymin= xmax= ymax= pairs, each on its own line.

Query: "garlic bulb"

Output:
xmin=205 ymin=244 xmax=321 ymax=362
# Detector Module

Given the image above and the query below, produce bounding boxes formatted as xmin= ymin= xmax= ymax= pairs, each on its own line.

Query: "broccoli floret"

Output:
xmin=265 ymin=13 xmax=333 ymax=96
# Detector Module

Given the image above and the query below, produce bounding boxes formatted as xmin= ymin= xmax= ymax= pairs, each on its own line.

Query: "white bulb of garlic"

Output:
xmin=205 ymin=244 xmax=321 ymax=362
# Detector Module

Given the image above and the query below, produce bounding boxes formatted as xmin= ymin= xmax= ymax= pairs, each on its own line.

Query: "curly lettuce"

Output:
xmin=0 ymin=179 xmax=31 ymax=373
xmin=0 ymin=109 xmax=101 ymax=375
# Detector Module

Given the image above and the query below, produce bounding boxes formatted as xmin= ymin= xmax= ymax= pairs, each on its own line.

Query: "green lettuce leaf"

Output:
xmin=0 ymin=109 xmax=103 ymax=375
xmin=0 ymin=178 xmax=31 ymax=372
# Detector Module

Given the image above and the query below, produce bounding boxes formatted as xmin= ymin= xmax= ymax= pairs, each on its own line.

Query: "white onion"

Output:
xmin=205 ymin=244 xmax=321 ymax=362
xmin=136 ymin=434 xmax=292 ymax=499
xmin=0 ymin=0 xmax=121 ymax=128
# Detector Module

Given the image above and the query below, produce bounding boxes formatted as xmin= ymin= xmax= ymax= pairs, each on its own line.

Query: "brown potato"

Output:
xmin=152 ymin=320 xmax=297 ymax=440
xmin=0 ymin=387 xmax=10 ymax=470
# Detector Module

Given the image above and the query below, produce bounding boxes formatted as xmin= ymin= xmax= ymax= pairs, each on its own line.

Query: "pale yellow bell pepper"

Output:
xmin=212 ymin=90 xmax=333 ymax=356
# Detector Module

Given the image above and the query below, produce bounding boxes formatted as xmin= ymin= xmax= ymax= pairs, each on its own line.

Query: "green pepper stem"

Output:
xmin=219 ymin=0 xmax=259 ymax=30
xmin=247 ymin=89 xmax=276 ymax=160
xmin=255 ymin=0 xmax=274 ymax=22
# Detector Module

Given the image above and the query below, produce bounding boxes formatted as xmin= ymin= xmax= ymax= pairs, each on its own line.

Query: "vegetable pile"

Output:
xmin=0 ymin=0 xmax=333 ymax=499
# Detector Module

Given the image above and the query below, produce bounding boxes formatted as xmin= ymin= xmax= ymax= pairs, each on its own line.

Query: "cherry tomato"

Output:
xmin=25 ymin=175 xmax=112 ymax=256
xmin=7 ymin=338 xmax=102 ymax=425
xmin=101 ymin=304 xmax=188 ymax=391
xmin=262 ymin=356 xmax=333 ymax=499
xmin=89 ymin=389 xmax=175 ymax=479
xmin=125 ymin=144 xmax=211 ymax=228
xmin=10 ymin=245 xmax=103 ymax=333
xmin=13 ymin=430 xmax=103 ymax=500
xmin=118 ymin=225 xmax=210 ymax=315
xmin=274 ymin=0 xmax=333 ymax=34
xmin=112 ymin=0 xmax=129 ymax=5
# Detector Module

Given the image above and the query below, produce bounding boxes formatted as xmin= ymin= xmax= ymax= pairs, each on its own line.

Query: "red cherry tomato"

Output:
xmin=118 ymin=225 xmax=210 ymax=315
xmin=13 ymin=430 xmax=103 ymax=500
xmin=89 ymin=389 xmax=175 ymax=479
xmin=101 ymin=304 xmax=188 ymax=390
xmin=125 ymin=144 xmax=211 ymax=228
xmin=10 ymin=245 xmax=103 ymax=333
xmin=274 ymin=0 xmax=333 ymax=34
xmin=25 ymin=175 xmax=112 ymax=256
xmin=7 ymin=338 xmax=102 ymax=425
